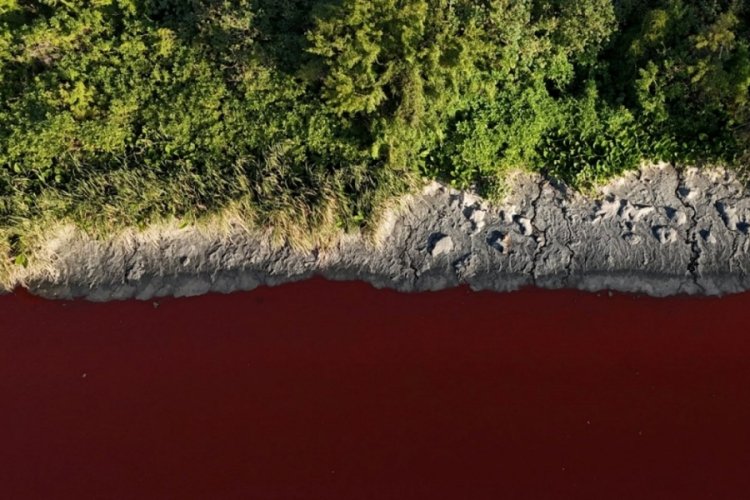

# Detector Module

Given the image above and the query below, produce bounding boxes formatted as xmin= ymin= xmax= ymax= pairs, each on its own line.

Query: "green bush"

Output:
xmin=0 ymin=0 xmax=748 ymax=259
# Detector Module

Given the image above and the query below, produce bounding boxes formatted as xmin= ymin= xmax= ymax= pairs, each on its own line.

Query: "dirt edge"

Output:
xmin=6 ymin=162 xmax=750 ymax=300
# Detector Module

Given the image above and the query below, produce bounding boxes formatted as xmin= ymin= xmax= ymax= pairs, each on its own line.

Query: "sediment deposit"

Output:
xmin=10 ymin=163 xmax=750 ymax=300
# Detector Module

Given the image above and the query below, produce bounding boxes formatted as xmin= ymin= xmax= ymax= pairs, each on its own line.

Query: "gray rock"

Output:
xmin=429 ymin=235 xmax=454 ymax=257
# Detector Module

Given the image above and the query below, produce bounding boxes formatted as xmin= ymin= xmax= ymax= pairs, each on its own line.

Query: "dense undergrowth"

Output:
xmin=1 ymin=0 xmax=749 ymax=274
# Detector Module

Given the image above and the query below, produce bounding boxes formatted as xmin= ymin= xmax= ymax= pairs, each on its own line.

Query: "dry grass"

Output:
xmin=0 ymin=162 xmax=422 ymax=291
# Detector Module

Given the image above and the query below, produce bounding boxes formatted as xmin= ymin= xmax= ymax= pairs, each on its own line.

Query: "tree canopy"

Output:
xmin=0 ymin=0 xmax=748 ymax=256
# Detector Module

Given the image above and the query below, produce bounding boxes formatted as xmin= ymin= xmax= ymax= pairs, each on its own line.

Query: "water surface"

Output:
xmin=1 ymin=279 xmax=749 ymax=498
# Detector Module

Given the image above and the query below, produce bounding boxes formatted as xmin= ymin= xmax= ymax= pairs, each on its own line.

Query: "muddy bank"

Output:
xmin=9 ymin=163 xmax=750 ymax=300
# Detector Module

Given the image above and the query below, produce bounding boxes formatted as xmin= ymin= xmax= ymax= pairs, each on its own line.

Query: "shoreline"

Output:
xmin=7 ymin=163 xmax=750 ymax=301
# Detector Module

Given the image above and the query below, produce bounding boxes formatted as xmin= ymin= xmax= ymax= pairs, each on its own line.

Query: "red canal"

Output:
xmin=1 ymin=278 xmax=750 ymax=499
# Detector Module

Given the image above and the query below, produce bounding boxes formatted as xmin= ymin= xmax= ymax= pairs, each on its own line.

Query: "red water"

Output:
xmin=1 ymin=278 xmax=750 ymax=499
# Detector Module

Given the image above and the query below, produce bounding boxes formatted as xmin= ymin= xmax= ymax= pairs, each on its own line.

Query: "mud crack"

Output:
xmin=675 ymin=168 xmax=705 ymax=293
xmin=561 ymin=203 xmax=577 ymax=284
xmin=529 ymin=178 xmax=549 ymax=283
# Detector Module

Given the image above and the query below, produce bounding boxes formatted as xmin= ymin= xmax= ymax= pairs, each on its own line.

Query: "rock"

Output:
xmin=487 ymin=231 xmax=511 ymax=254
xmin=467 ymin=208 xmax=487 ymax=233
xmin=514 ymin=216 xmax=533 ymax=236
xmin=700 ymin=229 xmax=717 ymax=244
xmin=429 ymin=235 xmax=454 ymax=257
xmin=669 ymin=209 xmax=688 ymax=226
xmin=716 ymin=202 xmax=740 ymax=231
xmin=652 ymin=226 xmax=678 ymax=244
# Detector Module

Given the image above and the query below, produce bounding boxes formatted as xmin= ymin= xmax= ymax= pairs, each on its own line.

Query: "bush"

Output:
xmin=0 ymin=0 xmax=748 ymax=261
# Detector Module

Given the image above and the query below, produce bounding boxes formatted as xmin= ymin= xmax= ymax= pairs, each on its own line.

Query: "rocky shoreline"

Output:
xmin=8 ymin=163 xmax=750 ymax=301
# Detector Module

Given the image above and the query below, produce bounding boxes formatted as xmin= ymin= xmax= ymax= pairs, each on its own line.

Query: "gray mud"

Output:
xmin=15 ymin=163 xmax=750 ymax=300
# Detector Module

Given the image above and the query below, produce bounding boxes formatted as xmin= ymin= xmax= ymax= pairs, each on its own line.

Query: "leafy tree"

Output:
xmin=0 ymin=0 xmax=748 ymax=268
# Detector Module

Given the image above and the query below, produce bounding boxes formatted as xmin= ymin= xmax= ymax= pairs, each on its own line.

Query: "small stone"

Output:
xmin=461 ymin=193 xmax=480 ymax=208
xmin=514 ymin=216 xmax=533 ymax=236
xmin=716 ymin=202 xmax=740 ymax=231
xmin=652 ymin=226 xmax=678 ymax=244
xmin=422 ymin=181 xmax=444 ymax=196
xmin=430 ymin=235 xmax=454 ymax=257
xmin=487 ymin=231 xmax=511 ymax=255
xmin=469 ymin=209 xmax=487 ymax=232
xmin=500 ymin=208 xmax=517 ymax=224
xmin=700 ymin=229 xmax=716 ymax=244
xmin=593 ymin=195 xmax=621 ymax=222
xmin=678 ymin=186 xmax=697 ymax=202
xmin=669 ymin=210 xmax=688 ymax=226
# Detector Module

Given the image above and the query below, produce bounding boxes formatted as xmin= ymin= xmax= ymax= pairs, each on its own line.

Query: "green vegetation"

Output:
xmin=1 ymin=0 xmax=749 ymax=271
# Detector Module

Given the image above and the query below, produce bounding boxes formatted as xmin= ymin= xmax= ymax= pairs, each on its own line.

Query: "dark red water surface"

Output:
xmin=2 ymin=279 xmax=750 ymax=499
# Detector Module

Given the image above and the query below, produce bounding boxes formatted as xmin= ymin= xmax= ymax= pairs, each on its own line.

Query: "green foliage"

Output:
xmin=605 ymin=0 xmax=749 ymax=163
xmin=539 ymin=81 xmax=645 ymax=186
xmin=0 ymin=0 xmax=749 ymax=266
